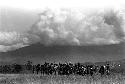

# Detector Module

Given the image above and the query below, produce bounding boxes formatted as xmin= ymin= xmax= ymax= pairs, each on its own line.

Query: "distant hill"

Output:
xmin=0 ymin=42 xmax=125 ymax=65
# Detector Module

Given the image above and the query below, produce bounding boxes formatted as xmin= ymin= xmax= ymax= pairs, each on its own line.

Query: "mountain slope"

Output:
xmin=0 ymin=42 xmax=124 ymax=64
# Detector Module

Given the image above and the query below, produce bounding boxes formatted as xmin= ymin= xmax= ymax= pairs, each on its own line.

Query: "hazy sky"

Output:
xmin=0 ymin=7 xmax=39 ymax=32
xmin=0 ymin=0 xmax=125 ymax=63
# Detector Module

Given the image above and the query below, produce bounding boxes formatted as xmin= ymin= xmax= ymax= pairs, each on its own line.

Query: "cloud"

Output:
xmin=0 ymin=31 xmax=30 ymax=52
xmin=0 ymin=8 xmax=125 ymax=52
xmin=29 ymin=8 xmax=125 ymax=46
xmin=0 ymin=44 xmax=27 ymax=52
xmin=0 ymin=31 xmax=29 ymax=45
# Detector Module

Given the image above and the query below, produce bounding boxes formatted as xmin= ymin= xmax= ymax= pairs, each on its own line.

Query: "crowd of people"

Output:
xmin=31 ymin=62 xmax=111 ymax=76
xmin=0 ymin=61 xmax=112 ymax=76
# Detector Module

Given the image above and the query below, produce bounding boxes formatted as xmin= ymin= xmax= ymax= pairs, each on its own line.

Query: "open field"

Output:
xmin=0 ymin=74 xmax=125 ymax=84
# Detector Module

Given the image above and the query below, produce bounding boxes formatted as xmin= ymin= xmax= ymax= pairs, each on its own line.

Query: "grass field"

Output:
xmin=0 ymin=74 xmax=125 ymax=84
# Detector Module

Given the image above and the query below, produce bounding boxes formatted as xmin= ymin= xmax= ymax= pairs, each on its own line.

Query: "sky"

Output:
xmin=0 ymin=0 xmax=125 ymax=63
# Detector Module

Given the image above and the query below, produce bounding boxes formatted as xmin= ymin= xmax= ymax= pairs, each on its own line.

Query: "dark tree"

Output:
xmin=26 ymin=61 xmax=33 ymax=70
xmin=12 ymin=64 xmax=22 ymax=73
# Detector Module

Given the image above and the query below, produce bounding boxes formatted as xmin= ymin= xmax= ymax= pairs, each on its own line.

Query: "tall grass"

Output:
xmin=0 ymin=74 xmax=125 ymax=84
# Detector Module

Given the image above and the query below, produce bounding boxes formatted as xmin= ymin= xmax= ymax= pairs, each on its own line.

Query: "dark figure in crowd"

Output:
xmin=106 ymin=64 xmax=110 ymax=75
xmin=44 ymin=62 xmax=50 ymax=75
xmin=32 ymin=65 xmax=36 ymax=74
xmin=89 ymin=65 xmax=94 ymax=76
xmin=36 ymin=64 xmax=41 ymax=74
xmin=99 ymin=66 xmax=105 ymax=76
xmin=53 ymin=64 xmax=58 ymax=75
xmin=40 ymin=64 xmax=45 ymax=75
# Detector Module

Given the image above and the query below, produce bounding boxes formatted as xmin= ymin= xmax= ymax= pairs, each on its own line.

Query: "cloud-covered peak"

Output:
xmin=29 ymin=8 xmax=125 ymax=46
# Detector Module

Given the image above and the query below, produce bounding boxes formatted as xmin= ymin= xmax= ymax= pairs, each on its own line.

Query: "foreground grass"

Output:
xmin=0 ymin=74 xmax=125 ymax=84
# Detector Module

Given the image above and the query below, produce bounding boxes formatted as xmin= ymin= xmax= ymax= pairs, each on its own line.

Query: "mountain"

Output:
xmin=0 ymin=42 xmax=125 ymax=64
